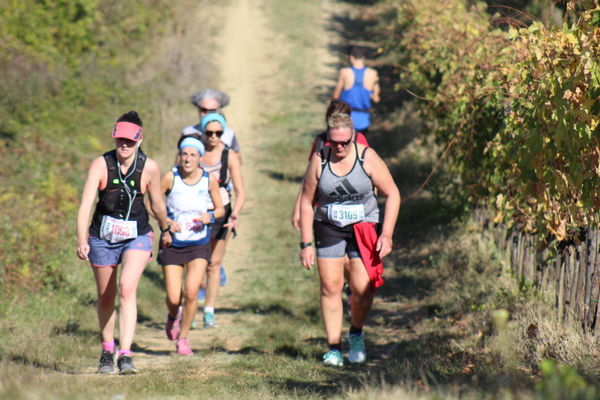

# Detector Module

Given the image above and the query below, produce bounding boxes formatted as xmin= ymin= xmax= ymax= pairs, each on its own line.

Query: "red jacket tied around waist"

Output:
xmin=353 ymin=222 xmax=384 ymax=289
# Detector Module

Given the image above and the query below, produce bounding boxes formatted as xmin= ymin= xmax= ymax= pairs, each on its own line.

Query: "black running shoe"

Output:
xmin=97 ymin=350 xmax=115 ymax=374
xmin=117 ymin=355 xmax=138 ymax=375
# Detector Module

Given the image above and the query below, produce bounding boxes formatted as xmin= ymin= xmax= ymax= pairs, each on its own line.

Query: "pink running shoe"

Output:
xmin=176 ymin=337 xmax=193 ymax=355
xmin=165 ymin=307 xmax=182 ymax=341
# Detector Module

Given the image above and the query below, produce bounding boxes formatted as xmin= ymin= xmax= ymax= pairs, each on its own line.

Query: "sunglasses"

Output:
xmin=329 ymin=138 xmax=353 ymax=147
xmin=205 ymin=130 xmax=224 ymax=137
xmin=198 ymin=106 xmax=218 ymax=113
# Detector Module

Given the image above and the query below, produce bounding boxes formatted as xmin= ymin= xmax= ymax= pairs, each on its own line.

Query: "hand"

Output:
xmin=224 ymin=214 xmax=238 ymax=230
xmin=160 ymin=231 xmax=172 ymax=248
xmin=195 ymin=212 xmax=212 ymax=225
xmin=376 ymin=234 xmax=392 ymax=258
xmin=300 ymin=246 xmax=315 ymax=270
xmin=168 ymin=218 xmax=182 ymax=233
xmin=77 ymin=242 xmax=90 ymax=261
xmin=291 ymin=210 xmax=300 ymax=231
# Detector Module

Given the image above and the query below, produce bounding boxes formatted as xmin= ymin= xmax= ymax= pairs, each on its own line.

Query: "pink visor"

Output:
xmin=112 ymin=121 xmax=143 ymax=141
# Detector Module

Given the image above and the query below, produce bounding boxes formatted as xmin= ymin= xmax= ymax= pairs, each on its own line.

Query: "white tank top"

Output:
xmin=167 ymin=167 xmax=210 ymax=246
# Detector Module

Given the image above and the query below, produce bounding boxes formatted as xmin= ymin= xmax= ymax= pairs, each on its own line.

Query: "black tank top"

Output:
xmin=89 ymin=150 xmax=152 ymax=237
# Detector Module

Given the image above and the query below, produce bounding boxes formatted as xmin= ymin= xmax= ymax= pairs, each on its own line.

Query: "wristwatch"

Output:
xmin=299 ymin=242 xmax=313 ymax=249
xmin=160 ymin=222 xmax=172 ymax=233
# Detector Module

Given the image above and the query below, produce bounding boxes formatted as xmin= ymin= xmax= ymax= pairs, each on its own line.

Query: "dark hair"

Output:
xmin=348 ymin=45 xmax=365 ymax=59
xmin=177 ymin=133 xmax=205 ymax=149
xmin=117 ymin=111 xmax=143 ymax=127
xmin=325 ymin=100 xmax=351 ymax=123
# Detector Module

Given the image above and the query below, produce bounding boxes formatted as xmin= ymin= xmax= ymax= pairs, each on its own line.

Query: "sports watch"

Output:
xmin=299 ymin=242 xmax=313 ymax=249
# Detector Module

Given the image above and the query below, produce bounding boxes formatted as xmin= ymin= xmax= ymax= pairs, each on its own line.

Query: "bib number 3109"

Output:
xmin=328 ymin=204 xmax=365 ymax=228
xmin=100 ymin=216 xmax=138 ymax=243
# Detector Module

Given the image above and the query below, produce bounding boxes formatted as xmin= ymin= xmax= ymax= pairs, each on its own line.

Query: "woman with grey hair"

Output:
xmin=182 ymin=88 xmax=240 ymax=153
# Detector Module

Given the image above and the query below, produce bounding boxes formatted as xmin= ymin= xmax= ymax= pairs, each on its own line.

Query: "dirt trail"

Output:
xmin=130 ymin=0 xmax=270 ymax=369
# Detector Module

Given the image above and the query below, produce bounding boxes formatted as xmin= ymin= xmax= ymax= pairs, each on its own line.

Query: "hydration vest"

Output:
xmin=89 ymin=150 xmax=152 ymax=237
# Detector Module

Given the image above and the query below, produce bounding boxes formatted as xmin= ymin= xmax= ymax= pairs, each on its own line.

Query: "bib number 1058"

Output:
xmin=100 ymin=216 xmax=138 ymax=243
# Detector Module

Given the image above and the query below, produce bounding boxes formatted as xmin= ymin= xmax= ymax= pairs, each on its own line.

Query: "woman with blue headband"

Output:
xmin=155 ymin=134 xmax=225 ymax=355
xmin=198 ymin=113 xmax=245 ymax=328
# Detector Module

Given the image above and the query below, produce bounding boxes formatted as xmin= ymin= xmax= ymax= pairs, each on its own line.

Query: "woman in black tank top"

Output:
xmin=76 ymin=111 xmax=173 ymax=375
xmin=298 ymin=113 xmax=400 ymax=366
xmin=198 ymin=113 xmax=246 ymax=328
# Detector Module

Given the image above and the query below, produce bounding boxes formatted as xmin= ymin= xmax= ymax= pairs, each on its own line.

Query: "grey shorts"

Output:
xmin=314 ymin=220 xmax=361 ymax=259
xmin=316 ymin=239 xmax=361 ymax=259
xmin=88 ymin=232 xmax=154 ymax=267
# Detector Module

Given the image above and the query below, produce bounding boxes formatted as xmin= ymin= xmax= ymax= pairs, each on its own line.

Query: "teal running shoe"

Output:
xmin=348 ymin=333 xmax=366 ymax=364
xmin=204 ymin=311 xmax=217 ymax=328
xmin=322 ymin=349 xmax=343 ymax=366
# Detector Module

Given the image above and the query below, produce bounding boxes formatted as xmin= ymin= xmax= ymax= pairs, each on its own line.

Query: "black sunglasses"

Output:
xmin=205 ymin=130 xmax=224 ymax=137
xmin=329 ymin=138 xmax=353 ymax=147
xmin=198 ymin=106 xmax=218 ymax=113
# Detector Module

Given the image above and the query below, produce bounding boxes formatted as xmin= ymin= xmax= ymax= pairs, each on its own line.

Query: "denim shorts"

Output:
xmin=88 ymin=232 xmax=154 ymax=267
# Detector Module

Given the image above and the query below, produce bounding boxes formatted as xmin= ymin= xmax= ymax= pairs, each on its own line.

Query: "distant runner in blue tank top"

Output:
xmin=332 ymin=46 xmax=380 ymax=134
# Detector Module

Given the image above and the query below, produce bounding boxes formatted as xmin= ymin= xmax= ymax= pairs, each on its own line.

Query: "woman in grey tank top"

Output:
xmin=298 ymin=113 xmax=400 ymax=366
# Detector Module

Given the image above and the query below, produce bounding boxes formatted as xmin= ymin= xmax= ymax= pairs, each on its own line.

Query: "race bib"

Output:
xmin=100 ymin=216 xmax=138 ymax=243
xmin=174 ymin=213 xmax=207 ymax=243
xmin=328 ymin=204 xmax=365 ymax=227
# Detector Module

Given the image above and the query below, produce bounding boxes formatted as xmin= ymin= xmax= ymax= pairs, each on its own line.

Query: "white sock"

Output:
xmin=204 ymin=306 xmax=215 ymax=314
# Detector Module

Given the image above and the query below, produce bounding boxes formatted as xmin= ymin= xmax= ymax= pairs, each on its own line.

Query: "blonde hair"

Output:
xmin=327 ymin=112 xmax=354 ymax=134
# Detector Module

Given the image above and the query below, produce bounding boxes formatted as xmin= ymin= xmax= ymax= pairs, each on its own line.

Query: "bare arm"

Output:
xmin=370 ymin=69 xmax=380 ymax=103
xmin=145 ymin=159 xmax=173 ymax=246
xmin=332 ymin=69 xmax=346 ymax=100
xmin=76 ymin=157 xmax=105 ymax=260
xmin=291 ymin=183 xmax=303 ymax=231
xmin=364 ymin=148 xmax=400 ymax=257
xmin=299 ymin=153 xmax=321 ymax=269
xmin=227 ymin=151 xmax=245 ymax=229
xmin=147 ymin=170 xmax=172 ymax=218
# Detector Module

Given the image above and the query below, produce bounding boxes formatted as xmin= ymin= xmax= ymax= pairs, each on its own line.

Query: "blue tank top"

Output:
xmin=339 ymin=67 xmax=372 ymax=131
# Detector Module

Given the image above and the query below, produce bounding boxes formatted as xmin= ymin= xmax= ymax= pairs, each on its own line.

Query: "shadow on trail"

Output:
xmin=260 ymin=169 xmax=304 ymax=184
xmin=267 ymin=378 xmax=343 ymax=398
xmin=8 ymin=354 xmax=64 ymax=373
xmin=207 ymin=345 xmax=267 ymax=356
xmin=131 ymin=342 xmax=170 ymax=357
xmin=51 ymin=321 xmax=97 ymax=339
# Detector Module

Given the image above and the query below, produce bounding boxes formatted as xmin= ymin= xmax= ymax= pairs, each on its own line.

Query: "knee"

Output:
xmin=321 ymin=279 xmax=344 ymax=297
xmin=165 ymin=292 xmax=180 ymax=307
xmin=183 ymin=288 xmax=198 ymax=304
xmin=119 ymin=284 xmax=137 ymax=303
xmin=350 ymin=286 xmax=374 ymax=304
xmin=207 ymin=262 xmax=220 ymax=274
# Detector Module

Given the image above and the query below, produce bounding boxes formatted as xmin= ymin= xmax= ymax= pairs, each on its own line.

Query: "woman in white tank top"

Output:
xmin=156 ymin=136 xmax=224 ymax=355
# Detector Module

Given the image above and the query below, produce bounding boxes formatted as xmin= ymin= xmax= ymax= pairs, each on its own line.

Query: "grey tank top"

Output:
xmin=315 ymin=144 xmax=379 ymax=225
